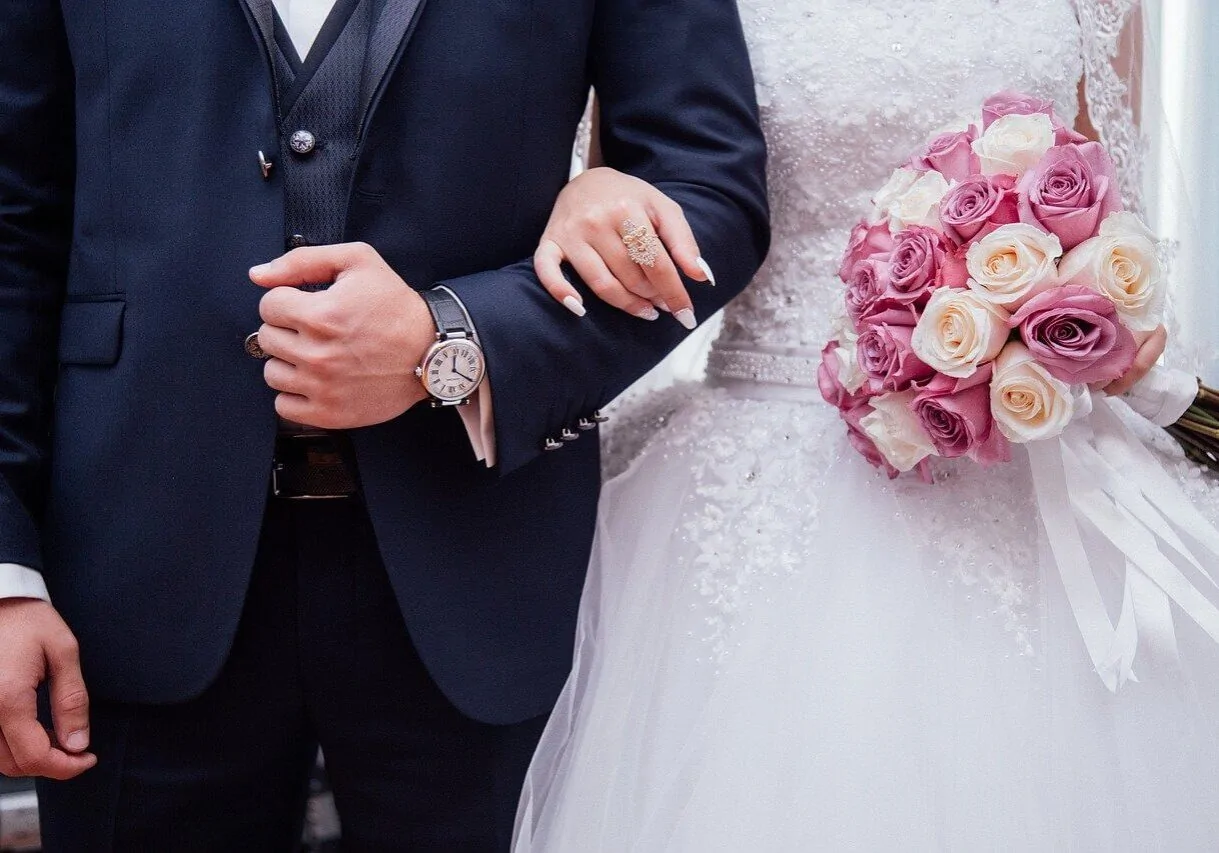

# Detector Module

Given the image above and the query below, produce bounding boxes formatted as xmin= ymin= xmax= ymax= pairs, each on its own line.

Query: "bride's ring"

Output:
xmin=621 ymin=218 xmax=661 ymax=268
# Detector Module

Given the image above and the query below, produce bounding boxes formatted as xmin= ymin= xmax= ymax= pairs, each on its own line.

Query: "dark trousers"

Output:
xmin=37 ymin=497 xmax=548 ymax=852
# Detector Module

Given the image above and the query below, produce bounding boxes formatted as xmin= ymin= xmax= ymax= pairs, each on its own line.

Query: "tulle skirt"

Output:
xmin=515 ymin=381 xmax=1219 ymax=852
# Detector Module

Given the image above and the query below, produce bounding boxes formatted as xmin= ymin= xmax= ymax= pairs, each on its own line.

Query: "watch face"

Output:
xmin=422 ymin=340 xmax=485 ymax=401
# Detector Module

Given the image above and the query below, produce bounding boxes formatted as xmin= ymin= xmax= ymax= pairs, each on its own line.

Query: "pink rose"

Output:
xmin=1018 ymin=143 xmax=1121 ymax=251
xmin=839 ymin=219 xmax=895 ymax=282
xmin=843 ymin=404 xmax=900 ymax=479
xmin=1009 ymin=284 xmax=1136 ymax=385
xmin=939 ymin=174 xmax=1020 ymax=247
xmin=857 ymin=324 xmax=935 ymax=393
xmin=887 ymin=226 xmax=969 ymax=304
xmin=860 ymin=299 xmax=922 ymax=329
xmin=845 ymin=258 xmax=890 ymax=325
xmin=910 ymin=127 xmax=980 ymax=183
xmin=982 ymin=91 xmax=1087 ymax=146
xmin=910 ymin=367 xmax=1011 ymax=465
xmin=818 ymin=342 xmax=868 ymax=411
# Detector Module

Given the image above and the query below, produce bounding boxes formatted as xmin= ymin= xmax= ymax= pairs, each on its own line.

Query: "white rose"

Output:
xmin=911 ymin=288 xmax=1010 ymax=378
xmin=871 ymin=167 xmax=920 ymax=222
xmin=859 ymin=390 xmax=936 ymax=472
xmin=971 ymin=113 xmax=1055 ymax=177
xmin=966 ymin=223 xmax=1062 ymax=308
xmin=886 ymin=170 xmax=951 ymax=233
xmin=833 ymin=329 xmax=868 ymax=393
xmin=989 ymin=342 xmax=1075 ymax=442
xmin=1058 ymin=211 xmax=1166 ymax=332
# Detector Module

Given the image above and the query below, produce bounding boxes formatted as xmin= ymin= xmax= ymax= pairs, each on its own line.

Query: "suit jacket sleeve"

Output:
xmin=441 ymin=0 xmax=769 ymax=477
xmin=0 ymin=0 xmax=75 ymax=570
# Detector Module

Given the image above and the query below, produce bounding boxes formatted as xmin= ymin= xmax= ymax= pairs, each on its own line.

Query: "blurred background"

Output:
xmin=1151 ymin=0 xmax=1219 ymax=378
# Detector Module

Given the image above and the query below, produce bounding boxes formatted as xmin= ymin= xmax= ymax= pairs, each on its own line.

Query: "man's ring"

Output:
xmin=621 ymin=218 xmax=661 ymax=268
xmin=245 ymin=332 xmax=270 ymax=360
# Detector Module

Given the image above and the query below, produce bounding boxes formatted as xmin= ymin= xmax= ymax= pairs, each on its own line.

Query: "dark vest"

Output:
xmin=271 ymin=0 xmax=372 ymax=260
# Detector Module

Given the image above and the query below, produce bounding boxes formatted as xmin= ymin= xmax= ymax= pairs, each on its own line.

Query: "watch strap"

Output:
xmin=422 ymin=287 xmax=472 ymax=339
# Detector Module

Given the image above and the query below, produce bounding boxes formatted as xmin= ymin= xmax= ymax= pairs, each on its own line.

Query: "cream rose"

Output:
xmin=858 ymin=391 xmax=936 ymax=472
xmin=1057 ymin=211 xmax=1166 ymax=332
xmin=871 ymin=167 xmax=920 ymax=222
xmin=889 ymin=171 xmax=951 ymax=233
xmin=989 ymin=342 xmax=1075 ymax=442
xmin=971 ymin=113 xmax=1055 ymax=177
xmin=911 ymin=288 xmax=1010 ymax=378
xmin=871 ymin=168 xmax=950 ymax=232
xmin=966 ymin=223 xmax=1062 ymax=308
xmin=835 ymin=328 xmax=868 ymax=393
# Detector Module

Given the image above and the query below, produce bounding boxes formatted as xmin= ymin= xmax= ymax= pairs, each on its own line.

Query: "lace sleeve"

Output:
xmin=1074 ymin=0 xmax=1147 ymax=216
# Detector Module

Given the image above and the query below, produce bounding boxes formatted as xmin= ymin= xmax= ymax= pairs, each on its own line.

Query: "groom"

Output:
xmin=0 ymin=0 xmax=767 ymax=849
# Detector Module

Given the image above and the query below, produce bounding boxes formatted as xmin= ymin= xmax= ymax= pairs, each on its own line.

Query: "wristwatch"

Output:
xmin=415 ymin=286 xmax=486 ymax=406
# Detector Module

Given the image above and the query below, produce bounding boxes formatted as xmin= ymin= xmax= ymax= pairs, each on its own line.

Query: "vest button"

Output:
xmin=287 ymin=234 xmax=311 ymax=250
xmin=289 ymin=130 xmax=316 ymax=155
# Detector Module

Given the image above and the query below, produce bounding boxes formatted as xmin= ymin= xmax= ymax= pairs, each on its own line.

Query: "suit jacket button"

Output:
xmin=543 ymin=438 xmax=563 ymax=451
xmin=560 ymin=428 xmax=579 ymax=442
xmin=289 ymin=130 xmax=317 ymax=155
xmin=577 ymin=418 xmax=597 ymax=431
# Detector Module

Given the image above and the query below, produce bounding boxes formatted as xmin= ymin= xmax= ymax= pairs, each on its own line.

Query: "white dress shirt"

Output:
xmin=0 ymin=0 xmax=497 ymax=603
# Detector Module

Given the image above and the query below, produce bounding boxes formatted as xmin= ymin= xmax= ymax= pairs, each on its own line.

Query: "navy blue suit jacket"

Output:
xmin=0 ymin=0 xmax=768 ymax=724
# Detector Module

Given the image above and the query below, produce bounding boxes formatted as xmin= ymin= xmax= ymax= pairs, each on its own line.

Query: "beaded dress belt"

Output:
xmin=705 ymin=346 xmax=823 ymax=389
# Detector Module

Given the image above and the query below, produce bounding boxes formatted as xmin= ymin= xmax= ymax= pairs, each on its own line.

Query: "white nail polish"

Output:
xmin=562 ymin=295 xmax=587 ymax=317
xmin=695 ymin=257 xmax=717 ymax=286
xmin=655 ymin=300 xmax=672 ymax=313
xmin=635 ymin=306 xmax=661 ymax=321
xmin=674 ymin=308 xmax=698 ymax=330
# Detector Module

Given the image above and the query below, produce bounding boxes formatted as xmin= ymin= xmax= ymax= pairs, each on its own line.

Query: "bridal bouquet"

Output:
xmin=822 ymin=91 xmax=1176 ymax=478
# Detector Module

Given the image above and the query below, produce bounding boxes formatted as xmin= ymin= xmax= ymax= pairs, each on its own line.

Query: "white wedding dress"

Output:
xmin=515 ymin=1 xmax=1219 ymax=850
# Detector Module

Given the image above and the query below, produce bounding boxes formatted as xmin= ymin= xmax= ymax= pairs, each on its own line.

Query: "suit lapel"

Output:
xmin=238 ymin=0 xmax=277 ymax=60
xmin=358 ymin=0 xmax=430 ymax=136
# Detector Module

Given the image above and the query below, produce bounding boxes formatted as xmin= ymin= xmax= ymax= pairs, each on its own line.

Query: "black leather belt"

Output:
xmin=272 ymin=432 xmax=359 ymax=500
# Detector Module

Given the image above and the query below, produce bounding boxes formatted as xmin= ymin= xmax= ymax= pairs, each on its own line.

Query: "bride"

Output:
xmin=513 ymin=0 xmax=1219 ymax=850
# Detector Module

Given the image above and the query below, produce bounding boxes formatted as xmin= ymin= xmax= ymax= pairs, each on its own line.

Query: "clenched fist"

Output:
xmin=0 ymin=599 xmax=96 ymax=780
xmin=250 ymin=242 xmax=438 ymax=428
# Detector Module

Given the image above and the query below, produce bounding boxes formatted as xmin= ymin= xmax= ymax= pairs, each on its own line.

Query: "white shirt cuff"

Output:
xmin=457 ymin=380 xmax=497 ymax=468
xmin=0 ymin=564 xmax=51 ymax=602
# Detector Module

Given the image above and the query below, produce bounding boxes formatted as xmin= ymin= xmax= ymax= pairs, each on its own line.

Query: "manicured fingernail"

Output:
xmin=674 ymin=308 xmax=698 ymax=330
xmin=655 ymin=300 xmax=672 ymax=313
xmin=562 ymin=295 xmax=587 ymax=317
xmin=249 ymin=262 xmax=274 ymax=278
xmin=635 ymin=306 xmax=661 ymax=321
xmin=696 ymin=257 xmax=716 ymax=286
xmin=65 ymin=730 xmax=89 ymax=751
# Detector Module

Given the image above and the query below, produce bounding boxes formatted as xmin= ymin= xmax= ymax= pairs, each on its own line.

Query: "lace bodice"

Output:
xmin=709 ymin=0 xmax=1084 ymax=369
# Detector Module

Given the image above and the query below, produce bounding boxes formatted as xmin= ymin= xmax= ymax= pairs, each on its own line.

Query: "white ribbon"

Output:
xmin=1027 ymin=393 xmax=1219 ymax=692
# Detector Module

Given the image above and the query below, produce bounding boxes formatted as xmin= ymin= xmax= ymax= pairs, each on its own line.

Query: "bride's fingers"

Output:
xmin=1104 ymin=325 xmax=1168 ymax=397
xmin=633 ymin=215 xmax=696 ymax=329
xmin=534 ymin=239 xmax=587 ymax=317
xmin=566 ymin=243 xmax=661 ymax=321
xmin=649 ymin=196 xmax=714 ymax=286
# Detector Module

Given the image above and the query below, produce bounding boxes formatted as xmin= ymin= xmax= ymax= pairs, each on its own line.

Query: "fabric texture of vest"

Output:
xmin=271 ymin=0 xmax=372 ymax=259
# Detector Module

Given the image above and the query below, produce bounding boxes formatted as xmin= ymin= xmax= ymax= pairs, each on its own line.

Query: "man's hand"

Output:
xmin=0 ymin=599 xmax=96 ymax=780
xmin=250 ymin=242 xmax=437 ymax=428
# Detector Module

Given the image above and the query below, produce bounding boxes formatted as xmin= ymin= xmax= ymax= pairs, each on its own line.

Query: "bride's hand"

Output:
xmin=1102 ymin=325 xmax=1168 ymax=397
xmin=534 ymin=167 xmax=714 ymax=328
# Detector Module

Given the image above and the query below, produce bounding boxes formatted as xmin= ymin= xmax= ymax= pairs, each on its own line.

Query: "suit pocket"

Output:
xmin=58 ymin=298 xmax=126 ymax=366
